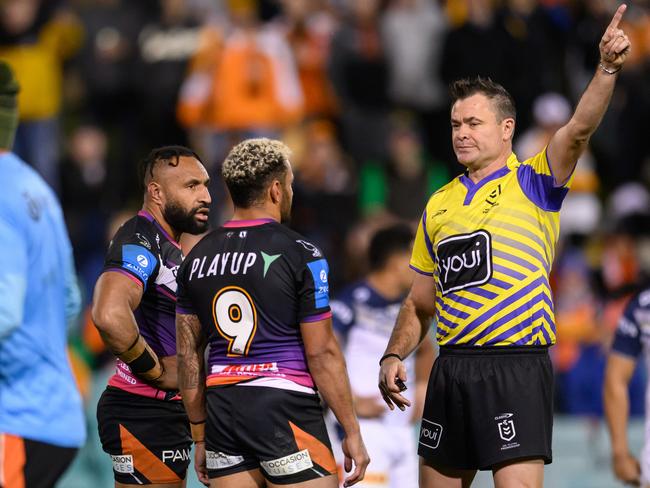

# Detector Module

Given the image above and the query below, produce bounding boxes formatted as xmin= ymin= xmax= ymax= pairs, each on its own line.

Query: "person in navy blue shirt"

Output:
xmin=604 ymin=287 xmax=650 ymax=487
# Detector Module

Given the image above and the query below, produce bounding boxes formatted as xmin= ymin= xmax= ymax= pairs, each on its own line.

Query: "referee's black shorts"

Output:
xmin=418 ymin=345 xmax=553 ymax=470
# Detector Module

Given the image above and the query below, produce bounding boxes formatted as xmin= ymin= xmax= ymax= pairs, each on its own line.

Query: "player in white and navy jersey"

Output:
xmin=605 ymin=287 xmax=650 ymax=487
xmin=331 ymin=224 xmax=435 ymax=488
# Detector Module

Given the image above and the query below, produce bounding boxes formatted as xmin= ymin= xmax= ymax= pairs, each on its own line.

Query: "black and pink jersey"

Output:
xmin=102 ymin=210 xmax=183 ymax=400
xmin=176 ymin=219 xmax=331 ymax=394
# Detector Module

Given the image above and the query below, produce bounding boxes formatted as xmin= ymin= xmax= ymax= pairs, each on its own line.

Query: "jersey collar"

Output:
xmin=137 ymin=210 xmax=181 ymax=249
xmin=222 ymin=218 xmax=276 ymax=228
xmin=458 ymin=153 xmax=517 ymax=206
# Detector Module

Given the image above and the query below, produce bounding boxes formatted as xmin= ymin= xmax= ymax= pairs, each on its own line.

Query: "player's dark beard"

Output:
xmin=280 ymin=184 xmax=292 ymax=224
xmin=163 ymin=200 xmax=210 ymax=235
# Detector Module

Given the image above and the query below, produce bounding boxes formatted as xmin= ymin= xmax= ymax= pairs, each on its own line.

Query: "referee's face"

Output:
xmin=451 ymin=94 xmax=512 ymax=171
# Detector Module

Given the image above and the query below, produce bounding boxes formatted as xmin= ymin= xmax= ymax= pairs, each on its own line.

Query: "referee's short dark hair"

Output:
xmin=139 ymin=145 xmax=203 ymax=188
xmin=369 ymin=224 xmax=414 ymax=271
xmin=450 ymin=77 xmax=517 ymax=122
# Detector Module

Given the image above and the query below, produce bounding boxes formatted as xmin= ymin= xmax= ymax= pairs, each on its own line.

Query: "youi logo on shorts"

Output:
xmin=419 ymin=419 xmax=443 ymax=450
xmin=436 ymin=230 xmax=492 ymax=295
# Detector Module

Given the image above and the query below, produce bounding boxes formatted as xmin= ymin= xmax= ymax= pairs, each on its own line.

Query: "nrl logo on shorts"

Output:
xmin=495 ymin=413 xmax=516 ymax=442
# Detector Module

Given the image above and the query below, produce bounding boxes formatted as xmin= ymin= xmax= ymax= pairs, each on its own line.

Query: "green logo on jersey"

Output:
xmin=261 ymin=252 xmax=281 ymax=277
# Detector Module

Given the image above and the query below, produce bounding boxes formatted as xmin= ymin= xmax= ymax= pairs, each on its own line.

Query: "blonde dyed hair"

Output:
xmin=222 ymin=138 xmax=291 ymax=208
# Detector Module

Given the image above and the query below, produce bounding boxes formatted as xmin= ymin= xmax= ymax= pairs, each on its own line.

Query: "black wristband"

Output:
xmin=189 ymin=419 xmax=206 ymax=425
xmin=379 ymin=353 xmax=402 ymax=366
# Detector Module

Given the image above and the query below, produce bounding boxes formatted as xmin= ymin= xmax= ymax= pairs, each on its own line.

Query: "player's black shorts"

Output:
xmin=418 ymin=345 xmax=553 ymax=470
xmin=0 ymin=433 xmax=77 ymax=488
xmin=97 ymin=386 xmax=191 ymax=485
xmin=205 ymin=385 xmax=337 ymax=484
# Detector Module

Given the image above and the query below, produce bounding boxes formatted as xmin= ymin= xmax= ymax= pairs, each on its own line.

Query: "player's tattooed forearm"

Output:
xmin=176 ymin=313 xmax=204 ymax=390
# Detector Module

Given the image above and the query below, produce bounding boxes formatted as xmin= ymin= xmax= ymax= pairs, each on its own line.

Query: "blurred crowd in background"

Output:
xmin=3 ymin=0 xmax=650 ymax=458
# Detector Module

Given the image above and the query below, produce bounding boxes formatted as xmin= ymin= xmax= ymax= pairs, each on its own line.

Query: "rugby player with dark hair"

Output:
xmin=175 ymin=138 xmax=369 ymax=487
xmin=92 ymin=146 xmax=211 ymax=487
xmin=330 ymin=224 xmax=435 ymax=488
xmin=379 ymin=5 xmax=632 ymax=487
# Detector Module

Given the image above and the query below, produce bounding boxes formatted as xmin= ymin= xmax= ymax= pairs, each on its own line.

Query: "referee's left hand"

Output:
xmin=378 ymin=357 xmax=411 ymax=411
xmin=599 ymin=4 xmax=631 ymax=71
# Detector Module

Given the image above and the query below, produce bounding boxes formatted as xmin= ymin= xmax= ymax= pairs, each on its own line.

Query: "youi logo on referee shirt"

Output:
xmin=436 ymin=230 xmax=492 ymax=295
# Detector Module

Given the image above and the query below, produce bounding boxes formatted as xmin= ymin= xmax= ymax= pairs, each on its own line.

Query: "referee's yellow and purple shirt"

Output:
xmin=410 ymin=149 xmax=572 ymax=346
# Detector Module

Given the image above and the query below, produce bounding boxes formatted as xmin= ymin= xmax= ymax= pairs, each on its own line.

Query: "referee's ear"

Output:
xmin=502 ymin=117 xmax=515 ymax=142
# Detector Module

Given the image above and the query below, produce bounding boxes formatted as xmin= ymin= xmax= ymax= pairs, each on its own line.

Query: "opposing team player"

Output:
xmin=604 ymin=287 xmax=650 ymax=487
xmin=92 ymin=146 xmax=211 ymax=487
xmin=175 ymin=138 xmax=369 ymax=487
xmin=331 ymin=224 xmax=434 ymax=488
xmin=378 ymin=5 xmax=631 ymax=487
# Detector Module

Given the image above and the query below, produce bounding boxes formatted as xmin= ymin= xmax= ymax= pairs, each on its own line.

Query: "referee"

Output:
xmin=378 ymin=5 xmax=631 ymax=487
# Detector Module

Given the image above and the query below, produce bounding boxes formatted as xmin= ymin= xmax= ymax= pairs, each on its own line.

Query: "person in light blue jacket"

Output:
xmin=0 ymin=60 xmax=86 ymax=488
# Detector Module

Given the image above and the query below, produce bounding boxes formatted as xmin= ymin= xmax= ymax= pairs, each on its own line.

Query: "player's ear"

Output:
xmin=269 ymin=180 xmax=282 ymax=205
xmin=148 ymin=181 xmax=163 ymax=205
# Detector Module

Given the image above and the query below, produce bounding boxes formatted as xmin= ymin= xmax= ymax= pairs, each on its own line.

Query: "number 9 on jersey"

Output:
xmin=212 ymin=286 xmax=258 ymax=356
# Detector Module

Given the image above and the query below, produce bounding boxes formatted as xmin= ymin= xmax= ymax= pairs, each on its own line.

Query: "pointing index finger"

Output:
xmin=608 ymin=4 xmax=627 ymax=31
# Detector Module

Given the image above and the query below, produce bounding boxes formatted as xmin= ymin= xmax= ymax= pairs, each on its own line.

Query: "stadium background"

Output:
xmin=2 ymin=0 xmax=650 ymax=486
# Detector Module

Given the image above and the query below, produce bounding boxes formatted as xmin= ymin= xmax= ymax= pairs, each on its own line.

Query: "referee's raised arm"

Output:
xmin=547 ymin=3 xmax=630 ymax=185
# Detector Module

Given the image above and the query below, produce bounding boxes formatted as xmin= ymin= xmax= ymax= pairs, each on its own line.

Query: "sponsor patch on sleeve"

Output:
xmin=121 ymin=244 xmax=157 ymax=285
xmin=307 ymin=259 xmax=329 ymax=308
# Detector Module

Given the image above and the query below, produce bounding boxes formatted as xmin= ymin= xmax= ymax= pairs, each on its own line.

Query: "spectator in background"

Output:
xmin=134 ymin=0 xmax=206 ymax=149
xmin=0 ymin=60 xmax=86 ymax=488
xmin=291 ymin=119 xmax=356 ymax=287
xmin=381 ymin=0 xmax=451 ymax=168
xmin=73 ymin=0 xmax=147 ymax=202
xmin=328 ymin=0 xmax=390 ymax=164
xmin=359 ymin=116 xmax=448 ymax=220
xmin=278 ymin=0 xmax=339 ymax=119
xmin=0 ymin=0 xmax=83 ymax=193
xmin=178 ymin=0 xmax=303 ymax=170
xmin=60 ymin=124 xmax=113 ymax=301
xmin=515 ymin=92 xmax=601 ymax=237
xmin=440 ymin=0 xmax=555 ymax=131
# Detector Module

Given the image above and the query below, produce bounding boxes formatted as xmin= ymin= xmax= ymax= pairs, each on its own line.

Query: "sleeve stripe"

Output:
xmin=409 ymin=264 xmax=433 ymax=276
xmin=104 ymin=267 xmax=144 ymax=287
xmin=302 ymin=311 xmax=333 ymax=323
xmin=421 ymin=210 xmax=436 ymax=262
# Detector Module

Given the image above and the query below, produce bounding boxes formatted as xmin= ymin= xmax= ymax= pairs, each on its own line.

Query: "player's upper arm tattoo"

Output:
xmin=176 ymin=313 xmax=205 ymax=390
